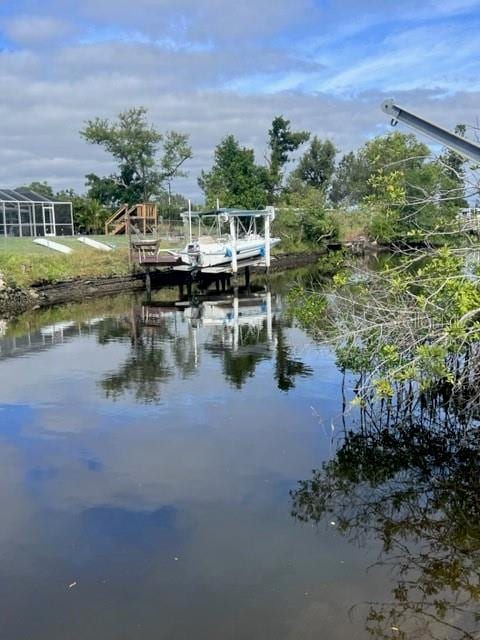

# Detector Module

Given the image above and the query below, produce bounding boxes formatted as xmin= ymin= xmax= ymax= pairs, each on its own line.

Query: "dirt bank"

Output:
xmin=0 ymin=250 xmax=325 ymax=318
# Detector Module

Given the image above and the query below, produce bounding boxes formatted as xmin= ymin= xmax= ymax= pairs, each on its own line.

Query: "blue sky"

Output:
xmin=0 ymin=0 xmax=479 ymax=197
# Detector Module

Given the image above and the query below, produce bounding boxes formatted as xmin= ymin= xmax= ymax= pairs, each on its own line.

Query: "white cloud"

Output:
xmin=4 ymin=15 xmax=75 ymax=47
xmin=0 ymin=2 xmax=477 ymax=198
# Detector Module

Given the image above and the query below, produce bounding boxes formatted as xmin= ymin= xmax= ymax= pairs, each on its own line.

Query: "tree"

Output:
xmin=329 ymin=151 xmax=371 ymax=206
xmin=198 ymin=135 xmax=269 ymax=209
xmin=56 ymin=188 xmax=110 ymax=233
xmin=19 ymin=181 xmax=55 ymax=198
xmin=81 ymin=107 xmax=192 ymax=207
xmin=155 ymin=191 xmax=190 ymax=220
xmin=267 ymin=115 xmax=310 ymax=201
xmin=362 ymin=132 xmax=464 ymax=242
xmin=328 ymin=132 xmax=466 ymax=243
xmin=290 ymin=136 xmax=337 ymax=191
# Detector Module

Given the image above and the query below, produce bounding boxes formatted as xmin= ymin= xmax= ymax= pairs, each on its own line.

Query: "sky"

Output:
xmin=0 ymin=0 xmax=479 ymax=200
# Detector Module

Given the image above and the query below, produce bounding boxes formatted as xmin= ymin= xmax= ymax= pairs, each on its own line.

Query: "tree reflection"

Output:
xmin=274 ymin=324 xmax=312 ymax=391
xmin=291 ymin=397 xmax=480 ymax=640
xmin=205 ymin=320 xmax=313 ymax=390
xmin=101 ymin=337 xmax=173 ymax=403
xmin=97 ymin=296 xmax=312 ymax=399
xmin=99 ymin=308 xmax=174 ymax=403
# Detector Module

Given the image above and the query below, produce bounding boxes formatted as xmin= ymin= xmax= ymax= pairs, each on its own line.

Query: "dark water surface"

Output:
xmin=0 ymin=272 xmax=390 ymax=640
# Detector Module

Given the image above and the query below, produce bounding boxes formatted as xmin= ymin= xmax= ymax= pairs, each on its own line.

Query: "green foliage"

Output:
xmin=289 ymin=136 xmax=336 ymax=191
xmin=18 ymin=181 xmax=55 ymax=198
xmin=277 ymin=187 xmax=339 ymax=248
xmin=198 ymin=135 xmax=269 ymax=208
xmin=81 ymin=107 xmax=192 ymax=206
xmin=289 ymin=244 xmax=480 ymax=407
xmin=267 ymin=115 xmax=310 ymax=200
xmin=328 ymin=132 xmax=467 ymax=244
xmin=288 ymin=286 xmax=327 ymax=327
xmin=56 ymin=188 xmax=109 ymax=233
xmin=329 ymin=151 xmax=371 ymax=206
xmin=296 ymin=187 xmax=338 ymax=242
xmin=271 ymin=209 xmax=308 ymax=251
xmin=155 ymin=191 xmax=189 ymax=220
xmin=363 ymin=133 xmax=467 ymax=243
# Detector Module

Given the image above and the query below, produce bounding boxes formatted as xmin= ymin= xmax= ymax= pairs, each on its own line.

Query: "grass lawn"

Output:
xmin=0 ymin=231 xmax=310 ymax=289
xmin=0 ymin=235 xmax=131 ymax=255
xmin=0 ymin=235 xmax=139 ymax=287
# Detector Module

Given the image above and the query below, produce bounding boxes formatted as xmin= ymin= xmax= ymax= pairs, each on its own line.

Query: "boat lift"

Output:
xmin=180 ymin=205 xmax=276 ymax=275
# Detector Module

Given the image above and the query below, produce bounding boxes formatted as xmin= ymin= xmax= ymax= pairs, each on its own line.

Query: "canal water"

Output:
xmin=0 ymin=270 xmax=418 ymax=639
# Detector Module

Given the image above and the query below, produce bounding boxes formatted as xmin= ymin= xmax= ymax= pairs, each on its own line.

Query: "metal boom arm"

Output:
xmin=381 ymin=99 xmax=480 ymax=163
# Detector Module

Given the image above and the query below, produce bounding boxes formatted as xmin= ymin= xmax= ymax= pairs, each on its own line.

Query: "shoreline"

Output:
xmin=0 ymin=250 xmax=327 ymax=318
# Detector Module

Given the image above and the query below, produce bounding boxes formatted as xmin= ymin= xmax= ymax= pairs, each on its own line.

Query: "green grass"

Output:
xmin=0 ymin=230 xmax=318 ymax=289
xmin=0 ymin=235 xmax=131 ymax=255
xmin=0 ymin=234 xmax=187 ymax=288
xmin=0 ymin=246 xmax=132 ymax=288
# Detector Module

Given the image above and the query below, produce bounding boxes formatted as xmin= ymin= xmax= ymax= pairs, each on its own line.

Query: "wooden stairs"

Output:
xmin=105 ymin=203 xmax=158 ymax=235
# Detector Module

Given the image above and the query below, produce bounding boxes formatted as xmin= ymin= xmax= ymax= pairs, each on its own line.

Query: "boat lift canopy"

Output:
xmin=180 ymin=206 xmax=275 ymax=221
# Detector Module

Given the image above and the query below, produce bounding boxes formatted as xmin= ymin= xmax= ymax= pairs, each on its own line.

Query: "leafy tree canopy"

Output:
xmin=19 ymin=181 xmax=55 ymax=198
xmin=290 ymin=136 xmax=337 ymax=191
xmin=198 ymin=135 xmax=269 ymax=209
xmin=267 ymin=115 xmax=310 ymax=200
xmin=81 ymin=107 xmax=192 ymax=207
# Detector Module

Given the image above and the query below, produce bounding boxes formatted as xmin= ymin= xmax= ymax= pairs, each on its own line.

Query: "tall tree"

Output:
xmin=81 ymin=107 xmax=192 ymax=207
xmin=198 ymin=135 xmax=269 ymax=209
xmin=329 ymin=151 xmax=371 ymax=206
xmin=267 ymin=116 xmax=310 ymax=201
xmin=290 ymin=136 xmax=337 ymax=191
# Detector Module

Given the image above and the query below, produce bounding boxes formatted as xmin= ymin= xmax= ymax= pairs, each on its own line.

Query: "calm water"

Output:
xmin=0 ymin=273 xmax=390 ymax=640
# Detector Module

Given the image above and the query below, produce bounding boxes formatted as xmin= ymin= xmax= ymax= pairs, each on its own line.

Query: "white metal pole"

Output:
xmin=264 ymin=210 xmax=271 ymax=269
xmin=188 ymin=199 xmax=192 ymax=243
xmin=229 ymin=215 xmax=237 ymax=274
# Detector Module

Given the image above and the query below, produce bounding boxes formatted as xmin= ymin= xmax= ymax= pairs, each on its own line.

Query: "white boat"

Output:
xmin=173 ymin=206 xmax=279 ymax=268
xmin=178 ymin=234 xmax=280 ymax=268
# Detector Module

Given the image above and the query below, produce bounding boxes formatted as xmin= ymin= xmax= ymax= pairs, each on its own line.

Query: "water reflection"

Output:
xmin=291 ymin=396 xmax=480 ymax=640
xmin=0 ymin=273 xmax=372 ymax=640
xmin=94 ymin=290 xmax=313 ymax=399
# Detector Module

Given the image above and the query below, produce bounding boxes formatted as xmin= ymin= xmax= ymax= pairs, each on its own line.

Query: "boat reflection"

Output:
xmin=0 ymin=288 xmax=313 ymax=402
xmin=99 ymin=289 xmax=312 ymax=399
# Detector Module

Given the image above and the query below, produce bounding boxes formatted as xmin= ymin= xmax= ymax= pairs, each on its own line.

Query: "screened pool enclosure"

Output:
xmin=0 ymin=189 xmax=74 ymax=237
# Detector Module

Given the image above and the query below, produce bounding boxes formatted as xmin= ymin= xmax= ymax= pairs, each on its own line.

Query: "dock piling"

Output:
xmin=145 ymin=268 xmax=151 ymax=297
xmin=245 ymin=266 xmax=250 ymax=290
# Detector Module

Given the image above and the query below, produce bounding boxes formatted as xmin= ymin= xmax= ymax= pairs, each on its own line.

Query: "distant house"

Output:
xmin=0 ymin=188 xmax=74 ymax=237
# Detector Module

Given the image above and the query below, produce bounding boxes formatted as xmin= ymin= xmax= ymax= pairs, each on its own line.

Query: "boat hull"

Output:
xmin=179 ymin=237 xmax=280 ymax=268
